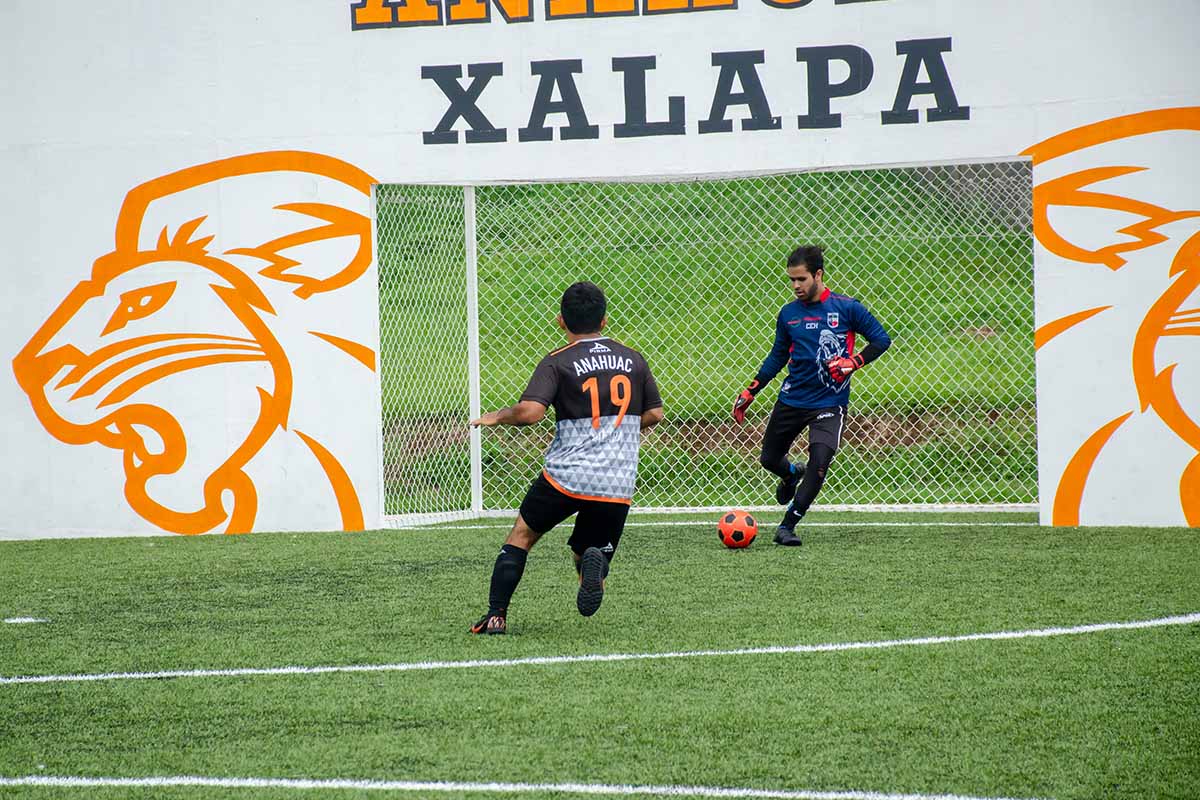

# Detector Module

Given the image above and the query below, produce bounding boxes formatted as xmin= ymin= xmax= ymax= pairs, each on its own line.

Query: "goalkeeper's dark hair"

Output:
xmin=560 ymin=281 xmax=607 ymax=333
xmin=787 ymin=245 xmax=825 ymax=275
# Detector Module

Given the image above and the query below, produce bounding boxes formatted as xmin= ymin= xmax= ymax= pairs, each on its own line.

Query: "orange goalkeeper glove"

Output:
xmin=826 ymin=353 xmax=865 ymax=383
xmin=732 ymin=380 xmax=762 ymax=424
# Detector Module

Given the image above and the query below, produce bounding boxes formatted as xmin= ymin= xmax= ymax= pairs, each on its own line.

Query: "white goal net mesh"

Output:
xmin=377 ymin=162 xmax=1034 ymax=516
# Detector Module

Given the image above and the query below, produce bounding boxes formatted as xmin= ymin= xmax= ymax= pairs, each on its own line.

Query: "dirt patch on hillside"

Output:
xmin=384 ymin=406 xmax=1034 ymax=467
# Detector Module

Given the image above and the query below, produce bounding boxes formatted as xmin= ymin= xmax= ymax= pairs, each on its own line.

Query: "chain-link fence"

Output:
xmin=378 ymin=162 xmax=1035 ymax=517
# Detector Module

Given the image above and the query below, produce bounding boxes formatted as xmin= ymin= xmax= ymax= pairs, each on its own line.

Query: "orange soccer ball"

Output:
xmin=717 ymin=509 xmax=758 ymax=549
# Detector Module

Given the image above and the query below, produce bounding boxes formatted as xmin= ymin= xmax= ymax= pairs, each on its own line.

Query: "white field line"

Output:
xmin=2 ymin=613 xmax=1196 ymax=687
xmin=3 ymin=617 xmax=49 ymax=624
xmin=400 ymin=521 xmax=1039 ymax=531
xmin=0 ymin=775 xmax=1048 ymax=800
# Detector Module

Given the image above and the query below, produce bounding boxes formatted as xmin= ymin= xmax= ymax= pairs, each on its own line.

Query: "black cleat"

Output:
xmin=576 ymin=547 xmax=609 ymax=617
xmin=469 ymin=613 xmax=507 ymax=635
xmin=775 ymin=463 xmax=806 ymax=504
xmin=773 ymin=526 xmax=803 ymax=547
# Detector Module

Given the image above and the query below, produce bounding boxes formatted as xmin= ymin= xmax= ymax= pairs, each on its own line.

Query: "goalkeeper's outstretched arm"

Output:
xmin=470 ymin=401 xmax=547 ymax=427
xmin=732 ymin=312 xmax=789 ymax=423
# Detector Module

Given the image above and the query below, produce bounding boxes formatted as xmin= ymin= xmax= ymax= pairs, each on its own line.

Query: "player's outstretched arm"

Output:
xmin=733 ymin=311 xmax=789 ymax=423
xmin=470 ymin=401 xmax=547 ymax=427
xmin=640 ymin=406 xmax=664 ymax=431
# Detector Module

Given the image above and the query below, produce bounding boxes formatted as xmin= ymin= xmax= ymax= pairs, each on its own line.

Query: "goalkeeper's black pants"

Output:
xmin=759 ymin=401 xmax=844 ymax=520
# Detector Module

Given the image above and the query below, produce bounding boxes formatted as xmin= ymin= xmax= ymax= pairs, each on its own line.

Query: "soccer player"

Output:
xmin=732 ymin=245 xmax=891 ymax=545
xmin=468 ymin=282 xmax=664 ymax=635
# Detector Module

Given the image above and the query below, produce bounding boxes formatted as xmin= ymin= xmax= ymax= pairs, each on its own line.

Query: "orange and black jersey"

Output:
xmin=520 ymin=336 xmax=661 ymax=503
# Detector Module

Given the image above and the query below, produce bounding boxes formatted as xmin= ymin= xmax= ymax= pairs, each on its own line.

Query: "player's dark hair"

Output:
xmin=560 ymin=281 xmax=607 ymax=334
xmin=787 ymin=245 xmax=825 ymax=275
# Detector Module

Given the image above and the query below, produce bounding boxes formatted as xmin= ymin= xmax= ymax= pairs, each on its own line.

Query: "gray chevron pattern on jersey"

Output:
xmin=544 ymin=414 xmax=642 ymax=500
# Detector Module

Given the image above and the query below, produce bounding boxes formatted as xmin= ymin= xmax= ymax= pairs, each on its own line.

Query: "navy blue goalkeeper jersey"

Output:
xmin=755 ymin=288 xmax=891 ymax=409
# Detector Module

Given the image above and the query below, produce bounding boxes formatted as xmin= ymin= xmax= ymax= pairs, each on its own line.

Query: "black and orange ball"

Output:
xmin=717 ymin=510 xmax=757 ymax=549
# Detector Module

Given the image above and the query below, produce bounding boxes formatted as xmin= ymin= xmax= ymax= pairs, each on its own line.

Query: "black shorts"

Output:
xmin=518 ymin=473 xmax=630 ymax=558
xmin=763 ymin=402 xmax=847 ymax=453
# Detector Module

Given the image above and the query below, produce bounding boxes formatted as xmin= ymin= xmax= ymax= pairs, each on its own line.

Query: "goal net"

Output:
xmin=376 ymin=162 xmax=1035 ymax=522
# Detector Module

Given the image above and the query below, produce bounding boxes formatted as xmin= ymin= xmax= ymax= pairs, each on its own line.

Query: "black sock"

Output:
xmin=487 ymin=544 xmax=528 ymax=616
xmin=781 ymin=444 xmax=834 ymax=529
xmin=781 ymin=502 xmax=803 ymax=530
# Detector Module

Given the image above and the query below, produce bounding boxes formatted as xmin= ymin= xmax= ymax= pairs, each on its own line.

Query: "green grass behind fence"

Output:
xmin=376 ymin=168 xmax=1036 ymax=512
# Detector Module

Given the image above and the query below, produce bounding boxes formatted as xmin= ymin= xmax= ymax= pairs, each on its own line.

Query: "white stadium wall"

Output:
xmin=0 ymin=0 xmax=1196 ymax=536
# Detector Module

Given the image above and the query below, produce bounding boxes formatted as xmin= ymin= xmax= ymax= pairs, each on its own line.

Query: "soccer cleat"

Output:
xmin=469 ymin=613 xmax=507 ymax=635
xmin=775 ymin=462 xmax=806 ymax=504
xmin=773 ymin=526 xmax=803 ymax=546
xmin=576 ymin=547 xmax=609 ymax=617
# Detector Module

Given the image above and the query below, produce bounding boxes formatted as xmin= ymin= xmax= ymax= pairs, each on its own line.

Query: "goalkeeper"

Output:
xmin=732 ymin=245 xmax=891 ymax=545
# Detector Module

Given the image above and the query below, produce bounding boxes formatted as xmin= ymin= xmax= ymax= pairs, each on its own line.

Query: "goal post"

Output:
xmin=374 ymin=182 xmax=474 ymax=525
xmin=376 ymin=162 xmax=1036 ymax=524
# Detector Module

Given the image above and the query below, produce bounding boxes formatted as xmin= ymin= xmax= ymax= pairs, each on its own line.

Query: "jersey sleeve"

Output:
xmin=642 ymin=357 xmax=663 ymax=411
xmin=754 ymin=309 xmax=791 ymax=384
xmin=851 ymin=300 xmax=892 ymax=351
xmin=519 ymin=355 xmax=558 ymax=406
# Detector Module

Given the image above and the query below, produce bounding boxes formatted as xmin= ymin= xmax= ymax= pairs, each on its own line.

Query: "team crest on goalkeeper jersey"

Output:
xmin=827 ymin=312 xmax=840 ymax=327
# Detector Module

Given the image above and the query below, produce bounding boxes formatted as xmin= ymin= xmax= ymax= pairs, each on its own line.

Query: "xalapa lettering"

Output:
xmin=419 ymin=39 xmax=968 ymax=145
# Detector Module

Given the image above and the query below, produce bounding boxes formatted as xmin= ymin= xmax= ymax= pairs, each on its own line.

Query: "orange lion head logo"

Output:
xmin=1024 ymin=107 xmax=1200 ymax=525
xmin=13 ymin=152 xmax=378 ymax=534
